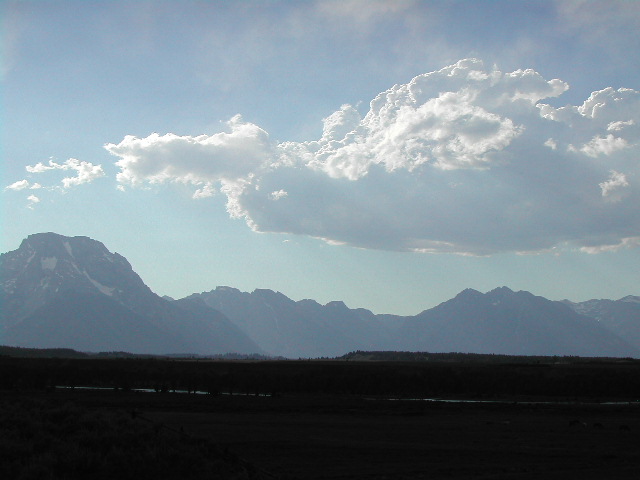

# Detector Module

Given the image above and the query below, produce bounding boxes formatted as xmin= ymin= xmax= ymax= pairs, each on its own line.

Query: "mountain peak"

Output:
xmin=454 ymin=288 xmax=483 ymax=300
xmin=216 ymin=285 xmax=241 ymax=292
xmin=619 ymin=295 xmax=640 ymax=304
xmin=488 ymin=286 xmax=514 ymax=295
xmin=325 ymin=300 xmax=348 ymax=310
xmin=252 ymin=288 xmax=292 ymax=302
xmin=21 ymin=232 xmax=107 ymax=255
xmin=409 ymin=286 xmax=639 ymax=357
xmin=1 ymin=232 xmax=262 ymax=355
xmin=1 ymin=232 xmax=149 ymax=321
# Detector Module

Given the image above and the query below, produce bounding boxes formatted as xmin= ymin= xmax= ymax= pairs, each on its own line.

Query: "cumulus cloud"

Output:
xmin=580 ymin=134 xmax=628 ymax=157
xmin=61 ymin=160 xmax=106 ymax=188
xmin=107 ymin=59 xmax=640 ymax=255
xmin=5 ymin=179 xmax=30 ymax=191
xmin=106 ymin=115 xmax=272 ymax=188
xmin=26 ymin=194 xmax=40 ymax=209
xmin=5 ymin=180 xmax=42 ymax=191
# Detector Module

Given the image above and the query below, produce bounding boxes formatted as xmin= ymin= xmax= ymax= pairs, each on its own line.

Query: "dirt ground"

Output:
xmin=140 ymin=393 xmax=640 ymax=479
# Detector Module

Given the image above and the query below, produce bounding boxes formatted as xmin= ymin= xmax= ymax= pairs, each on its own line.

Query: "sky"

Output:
xmin=2 ymin=0 xmax=639 ymax=315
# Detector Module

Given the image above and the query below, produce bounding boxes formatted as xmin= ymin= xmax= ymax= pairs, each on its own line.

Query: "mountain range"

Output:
xmin=1 ymin=232 xmax=639 ymax=358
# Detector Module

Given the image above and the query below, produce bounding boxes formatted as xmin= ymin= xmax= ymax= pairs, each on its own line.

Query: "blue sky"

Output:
xmin=2 ymin=0 xmax=639 ymax=314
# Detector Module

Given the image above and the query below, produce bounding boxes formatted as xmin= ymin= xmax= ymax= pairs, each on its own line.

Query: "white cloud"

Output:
xmin=25 ymin=163 xmax=49 ymax=173
xmin=5 ymin=157 xmax=105 ymax=208
xmin=5 ymin=179 xmax=43 ymax=191
xmin=579 ymin=87 xmax=640 ymax=122
xmin=106 ymin=115 xmax=273 ymax=187
xmin=320 ymin=104 xmax=361 ymax=143
xmin=581 ymin=134 xmax=628 ymax=157
xmin=26 ymin=194 xmax=40 ymax=209
xmin=192 ymin=183 xmax=215 ymax=199
xmin=60 ymin=159 xmax=106 ymax=188
xmin=5 ymin=179 xmax=30 ymax=191
xmin=293 ymin=59 xmax=567 ymax=179
xmin=108 ymin=59 xmax=640 ymax=255
xmin=599 ymin=170 xmax=629 ymax=200
xmin=23 ymin=158 xmax=105 ymax=188
xmin=581 ymin=236 xmax=640 ymax=254
xmin=270 ymin=189 xmax=288 ymax=201
xmin=608 ymin=120 xmax=635 ymax=132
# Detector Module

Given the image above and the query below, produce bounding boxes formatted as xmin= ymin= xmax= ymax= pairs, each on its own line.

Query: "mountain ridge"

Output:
xmin=399 ymin=286 xmax=638 ymax=357
xmin=2 ymin=232 xmax=638 ymax=358
xmin=187 ymin=284 xmax=640 ymax=358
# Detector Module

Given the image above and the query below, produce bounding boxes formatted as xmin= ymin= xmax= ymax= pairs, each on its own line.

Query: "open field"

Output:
xmin=146 ymin=393 xmax=640 ymax=479
xmin=2 ymin=356 xmax=640 ymax=479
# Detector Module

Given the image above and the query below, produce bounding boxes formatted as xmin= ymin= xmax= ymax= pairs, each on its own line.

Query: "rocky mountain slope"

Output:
xmin=0 ymin=233 xmax=261 ymax=355
xmin=400 ymin=287 xmax=639 ymax=357
xmin=564 ymin=296 xmax=640 ymax=352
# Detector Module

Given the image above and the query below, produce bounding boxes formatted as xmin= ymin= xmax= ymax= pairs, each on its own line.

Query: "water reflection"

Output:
xmin=54 ymin=387 xmax=635 ymax=405
xmin=55 ymin=386 xmax=271 ymax=396
xmin=372 ymin=397 xmax=637 ymax=406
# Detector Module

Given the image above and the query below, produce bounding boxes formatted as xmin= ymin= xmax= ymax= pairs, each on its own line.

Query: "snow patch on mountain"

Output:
xmin=3 ymin=278 xmax=16 ymax=294
xmin=63 ymin=241 xmax=73 ymax=257
xmin=84 ymin=270 xmax=115 ymax=296
xmin=26 ymin=250 xmax=36 ymax=265
xmin=41 ymin=257 xmax=57 ymax=270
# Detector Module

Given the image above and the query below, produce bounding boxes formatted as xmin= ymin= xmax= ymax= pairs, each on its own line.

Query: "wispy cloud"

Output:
xmin=99 ymin=59 xmax=638 ymax=255
xmin=24 ymin=158 xmax=105 ymax=188
xmin=599 ymin=170 xmax=629 ymax=201
xmin=554 ymin=0 xmax=640 ymax=47
xmin=4 ymin=158 xmax=105 ymax=207
xmin=315 ymin=0 xmax=417 ymax=25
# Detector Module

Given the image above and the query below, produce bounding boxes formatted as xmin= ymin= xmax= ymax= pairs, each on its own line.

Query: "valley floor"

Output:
xmin=3 ymin=389 xmax=639 ymax=479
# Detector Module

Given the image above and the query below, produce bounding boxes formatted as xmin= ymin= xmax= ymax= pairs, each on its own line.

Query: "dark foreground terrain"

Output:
xmin=1 ymin=355 xmax=640 ymax=479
